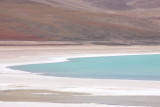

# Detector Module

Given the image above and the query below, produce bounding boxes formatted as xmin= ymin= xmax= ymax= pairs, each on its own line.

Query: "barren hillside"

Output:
xmin=0 ymin=0 xmax=160 ymax=45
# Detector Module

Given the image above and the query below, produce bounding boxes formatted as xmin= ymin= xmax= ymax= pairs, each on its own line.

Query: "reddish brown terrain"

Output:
xmin=0 ymin=0 xmax=160 ymax=45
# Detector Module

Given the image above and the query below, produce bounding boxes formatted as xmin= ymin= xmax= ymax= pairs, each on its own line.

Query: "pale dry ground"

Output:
xmin=1 ymin=43 xmax=160 ymax=64
xmin=0 ymin=90 xmax=160 ymax=107
xmin=0 ymin=102 xmax=145 ymax=107
xmin=0 ymin=44 xmax=160 ymax=107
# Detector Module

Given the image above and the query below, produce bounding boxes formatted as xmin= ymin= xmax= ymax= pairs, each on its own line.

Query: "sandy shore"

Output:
xmin=0 ymin=45 xmax=160 ymax=106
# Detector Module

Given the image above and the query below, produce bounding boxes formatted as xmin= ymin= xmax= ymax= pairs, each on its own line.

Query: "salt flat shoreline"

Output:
xmin=1 ymin=45 xmax=160 ymax=106
xmin=0 ymin=102 xmax=146 ymax=107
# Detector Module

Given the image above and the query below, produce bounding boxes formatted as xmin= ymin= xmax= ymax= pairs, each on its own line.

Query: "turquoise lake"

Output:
xmin=9 ymin=54 xmax=160 ymax=80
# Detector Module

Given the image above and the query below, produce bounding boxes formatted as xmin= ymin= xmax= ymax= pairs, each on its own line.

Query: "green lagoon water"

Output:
xmin=9 ymin=54 xmax=160 ymax=80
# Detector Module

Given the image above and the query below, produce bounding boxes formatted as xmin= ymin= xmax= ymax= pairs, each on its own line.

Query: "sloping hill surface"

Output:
xmin=129 ymin=0 xmax=160 ymax=9
xmin=82 ymin=0 xmax=133 ymax=10
xmin=0 ymin=0 xmax=160 ymax=45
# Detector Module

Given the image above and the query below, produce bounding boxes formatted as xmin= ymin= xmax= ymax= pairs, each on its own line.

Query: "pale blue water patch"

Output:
xmin=9 ymin=54 xmax=160 ymax=80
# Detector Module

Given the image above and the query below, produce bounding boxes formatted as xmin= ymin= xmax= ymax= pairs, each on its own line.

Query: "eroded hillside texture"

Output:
xmin=0 ymin=0 xmax=160 ymax=45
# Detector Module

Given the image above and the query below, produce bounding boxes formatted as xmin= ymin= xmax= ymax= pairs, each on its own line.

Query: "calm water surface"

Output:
xmin=9 ymin=54 xmax=160 ymax=80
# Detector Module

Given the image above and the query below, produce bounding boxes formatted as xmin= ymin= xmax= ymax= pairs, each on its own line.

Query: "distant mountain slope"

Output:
xmin=30 ymin=0 xmax=160 ymax=23
xmin=0 ymin=0 xmax=160 ymax=45
xmin=81 ymin=0 xmax=160 ymax=10
xmin=129 ymin=0 xmax=160 ymax=9
xmin=30 ymin=0 xmax=160 ymax=11
xmin=83 ymin=0 xmax=133 ymax=10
